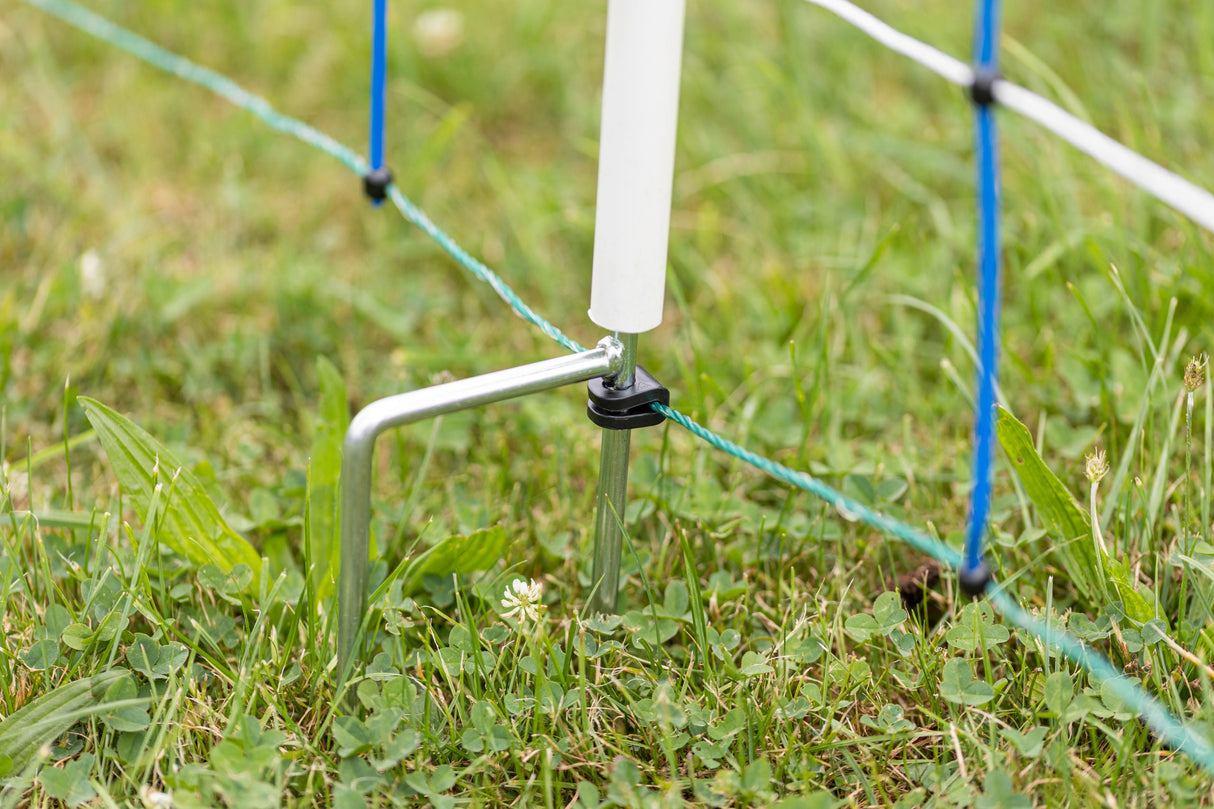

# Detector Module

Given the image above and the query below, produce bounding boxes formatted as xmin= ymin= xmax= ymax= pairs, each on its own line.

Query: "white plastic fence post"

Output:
xmin=588 ymin=0 xmax=686 ymax=614
xmin=588 ymin=0 xmax=685 ymax=334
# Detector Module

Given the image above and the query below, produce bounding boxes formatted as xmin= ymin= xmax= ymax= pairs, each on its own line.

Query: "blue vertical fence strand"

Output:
xmin=368 ymin=0 xmax=388 ymax=206
xmin=975 ymin=0 xmax=999 ymax=66
xmin=21 ymin=0 xmax=1214 ymax=778
xmin=966 ymin=103 xmax=1001 ymax=572
xmin=964 ymin=0 xmax=1002 ymax=574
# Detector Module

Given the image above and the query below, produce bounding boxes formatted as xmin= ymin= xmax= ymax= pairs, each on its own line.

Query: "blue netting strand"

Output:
xmin=368 ymin=0 xmax=388 ymax=207
xmin=975 ymin=0 xmax=999 ymax=67
xmin=965 ymin=103 xmax=1001 ymax=572
xmin=964 ymin=0 xmax=1002 ymax=574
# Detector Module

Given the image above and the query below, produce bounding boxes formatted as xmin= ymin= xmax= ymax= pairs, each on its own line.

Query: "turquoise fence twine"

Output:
xmin=384 ymin=187 xmax=585 ymax=355
xmin=22 ymin=0 xmax=1214 ymax=775
xmin=23 ymin=0 xmax=584 ymax=356
xmin=651 ymin=404 xmax=966 ymax=570
xmin=23 ymin=0 xmax=366 ymax=177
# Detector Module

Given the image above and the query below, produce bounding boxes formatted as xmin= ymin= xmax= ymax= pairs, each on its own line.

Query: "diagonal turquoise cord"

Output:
xmin=22 ymin=0 xmax=586 ymax=355
xmin=22 ymin=0 xmax=366 ymax=175
xmin=661 ymin=403 xmax=1214 ymax=770
xmin=990 ymin=589 xmax=1214 ymax=769
xmin=652 ymin=404 xmax=965 ymax=568
xmin=21 ymin=0 xmax=1214 ymax=774
xmin=384 ymin=186 xmax=585 ymax=354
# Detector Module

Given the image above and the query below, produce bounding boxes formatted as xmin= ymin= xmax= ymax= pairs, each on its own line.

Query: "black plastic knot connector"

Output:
xmin=969 ymin=65 xmax=999 ymax=107
xmin=958 ymin=562 xmax=993 ymax=599
xmin=587 ymin=366 xmax=669 ymax=430
xmin=363 ymin=166 xmax=394 ymax=201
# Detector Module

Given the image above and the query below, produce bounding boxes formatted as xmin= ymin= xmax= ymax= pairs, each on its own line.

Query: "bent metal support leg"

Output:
xmin=337 ymin=338 xmax=624 ymax=685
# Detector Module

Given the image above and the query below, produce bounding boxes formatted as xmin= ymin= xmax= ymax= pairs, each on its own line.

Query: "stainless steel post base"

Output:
xmin=588 ymin=332 xmax=637 ymax=614
xmin=589 ymin=426 xmax=631 ymax=613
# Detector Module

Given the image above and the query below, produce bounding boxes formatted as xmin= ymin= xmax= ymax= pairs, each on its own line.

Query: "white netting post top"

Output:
xmin=589 ymin=0 xmax=686 ymax=334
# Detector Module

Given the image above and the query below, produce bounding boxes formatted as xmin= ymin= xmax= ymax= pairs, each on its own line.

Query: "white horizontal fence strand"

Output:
xmin=802 ymin=0 xmax=972 ymax=86
xmin=993 ymin=82 xmax=1214 ymax=234
xmin=802 ymin=0 xmax=1214 ymax=237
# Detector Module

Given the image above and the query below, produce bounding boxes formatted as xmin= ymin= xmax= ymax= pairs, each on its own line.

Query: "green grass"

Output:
xmin=3 ymin=0 xmax=1214 ymax=805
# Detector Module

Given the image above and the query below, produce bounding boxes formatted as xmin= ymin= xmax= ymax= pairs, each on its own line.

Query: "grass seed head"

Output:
xmin=1085 ymin=448 xmax=1109 ymax=484
xmin=1184 ymin=353 xmax=1207 ymax=393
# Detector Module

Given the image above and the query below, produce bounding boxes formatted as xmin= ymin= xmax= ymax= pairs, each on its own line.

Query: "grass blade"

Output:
xmin=79 ymin=397 xmax=261 ymax=586
xmin=305 ymin=356 xmax=346 ymax=611
xmin=399 ymin=525 xmax=510 ymax=596
xmin=0 ymin=669 xmax=125 ymax=774
xmin=997 ymin=406 xmax=1155 ymax=621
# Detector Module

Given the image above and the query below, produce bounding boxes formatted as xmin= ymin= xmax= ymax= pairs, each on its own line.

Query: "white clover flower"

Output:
xmin=501 ymin=577 xmax=543 ymax=625
xmin=139 ymin=786 xmax=173 ymax=809
xmin=413 ymin=9 xmax=464 ymax=58
xmin=80 ymin=249 xmax=106 ymax=300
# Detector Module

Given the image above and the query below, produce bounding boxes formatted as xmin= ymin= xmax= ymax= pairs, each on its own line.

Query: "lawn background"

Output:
xmin=3 ymin=0 xmax=1214 ymax=806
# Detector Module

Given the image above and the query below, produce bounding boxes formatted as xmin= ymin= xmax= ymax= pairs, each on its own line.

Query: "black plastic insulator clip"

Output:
xmin=958 ymin=562 xmax=993 ymax=599
xmin=363 ymin=166 xmax=394 ymax=202
xmin=587 ymin=366 xmax=669 ymax=430
xmin=968 ymin=66 xmax=999 ymax=107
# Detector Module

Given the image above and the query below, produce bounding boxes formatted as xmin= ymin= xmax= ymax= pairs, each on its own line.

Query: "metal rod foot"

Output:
xmin=590 ymin=427 xmax=632 ymax=613
xmin=337 ymin=338 xmax=624 ymax=686
xmin=589 ymin=332 xmax=637 ymax=614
